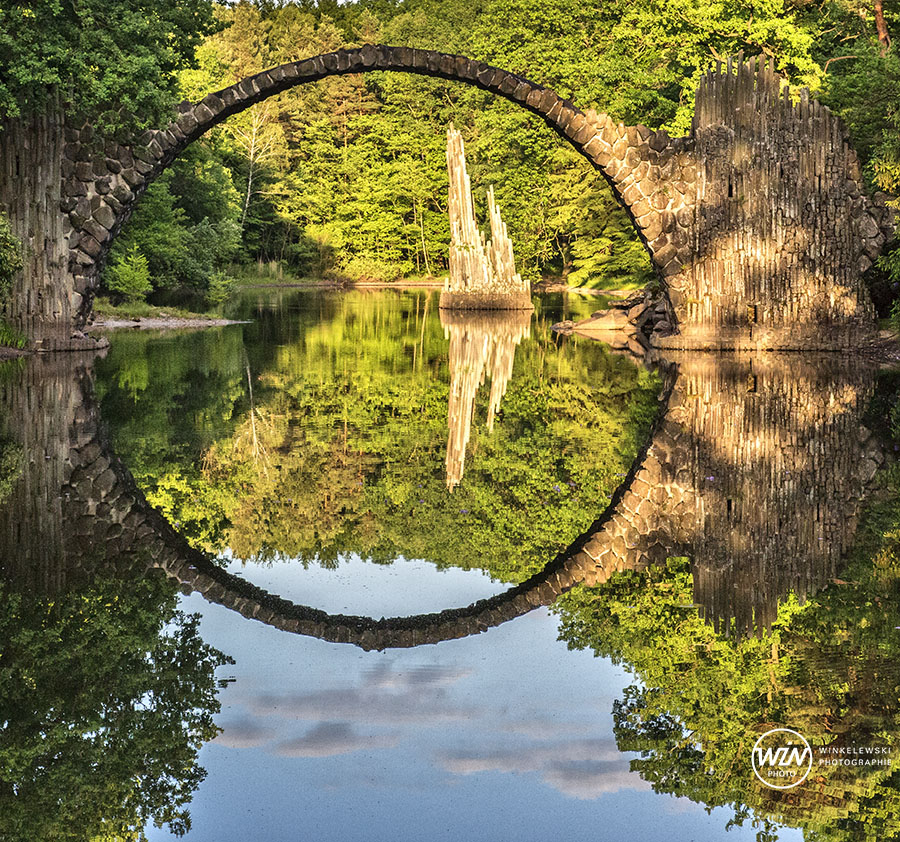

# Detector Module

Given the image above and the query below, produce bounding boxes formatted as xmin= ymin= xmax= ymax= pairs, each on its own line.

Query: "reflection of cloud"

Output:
xmin=250 ymin=661 xmax=475 ymax=726
xmin=543 ymin=761 xmax=652 ymax=799
xmin=222 ymin=661 xmax=645 ymax=801
xmin=274 ymin=722 xmax=399 ymax=758
xmin=213 ymin=718 xmax=277 ymax=749
xmin=438 ymin=739 xmax=650 ymax=800
xmin=362 ymin=661 xmax=468 ymax=690
xmin=497 ymin=717 xmax=593 ymax=740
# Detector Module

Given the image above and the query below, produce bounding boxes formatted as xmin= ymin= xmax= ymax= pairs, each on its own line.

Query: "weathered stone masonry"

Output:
xmin=0 ymin=46 xmax=892 ymax=349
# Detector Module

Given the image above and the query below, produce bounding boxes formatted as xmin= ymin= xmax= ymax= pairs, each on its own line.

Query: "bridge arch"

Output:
xmin=63 ymin=45 xmax=695 ymax=330
xmin=0 ymin=46 xmax=889 ymax=349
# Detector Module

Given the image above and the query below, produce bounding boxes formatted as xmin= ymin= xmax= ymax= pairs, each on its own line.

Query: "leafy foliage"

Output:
xmin=0 ymin=568 xmax=231 ymax=840
xmin=0 ymin=438 xmax=23 ymax=503
xmin=106 ymin=244 xmax=152 ymax=303
xmin=0 ymin=0 xmax=217 ymax=133
xmin=102 ymin=147 xmax=242 ymax=304
xmin=0 ymin=212 xmax=22 ymax=300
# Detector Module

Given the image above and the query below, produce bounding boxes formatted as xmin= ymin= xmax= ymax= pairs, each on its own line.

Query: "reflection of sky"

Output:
xmin=219 ymin=553 xmax=508 ymax=616
xmin=149 ymin=558 xmax=803 ymax=842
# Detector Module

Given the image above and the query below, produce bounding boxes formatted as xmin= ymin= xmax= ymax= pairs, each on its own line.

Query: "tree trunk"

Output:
xmin=875 ymin=0 xmax=891 ymax=55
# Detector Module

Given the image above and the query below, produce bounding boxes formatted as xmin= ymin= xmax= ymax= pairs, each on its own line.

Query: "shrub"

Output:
xmin=337 ymin=256 xmax=403 ymax=283
xmin=205 ymin=270 xmax=236 ymax=307
xmin=106 ymin=245 xmax=153 ymax=303
xmin=0 ymin=322 xmax=27 ymax=349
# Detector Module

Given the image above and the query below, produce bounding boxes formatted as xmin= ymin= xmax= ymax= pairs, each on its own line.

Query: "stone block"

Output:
xmin=82 ymin=218 xmax=109 ymax=244
xmin=525 ymin=87 xmax=544 ymax=109
xmin=94 ymin=203 xmax=116 ymax=229
xmin=631 ymin=198 xmax=651 ymax=217
xmin=650 ymin=190 xmax=670 ymax=210
xmin=112 ymin=183 xmax=135 ymax=203
xmin=121 ymin=168 xmax=143 ymax=187
xmin=176 ymin=111 xmax=199 ymax=136
xmin=649 ymin=131 xmax=669 ymax=152
xmin=79 ymin=235 xmax=102 ymax=258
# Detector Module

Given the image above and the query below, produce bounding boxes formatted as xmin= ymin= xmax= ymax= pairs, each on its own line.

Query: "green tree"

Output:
xmin=0 ymin=0 xmax=217 ymax=132
xmin=102 ymin=146 xmax=242 ymax=303
xmin=106 ymin=244 xmax=152 ymax=303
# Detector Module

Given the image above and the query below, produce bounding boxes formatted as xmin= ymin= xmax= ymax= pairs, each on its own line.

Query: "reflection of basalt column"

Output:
xmin=675 ymin=355 xmax=880 ymax=634
xmin=573 ymin=353 xmax=880 ymax=635
xmin=442 ymin=126 xmax=532 ymax=310
xmin=442 ymin=309 xmax=531 ymax=491
xmin=0 ymin=354 xmax=177 ymax=593
xmin=0 ymin=355 xmax=104 ymax=589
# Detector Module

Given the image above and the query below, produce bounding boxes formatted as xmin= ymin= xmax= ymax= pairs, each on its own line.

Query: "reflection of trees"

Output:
xmin=0 ymin=558 xmax=230 ymax=840
xmin=0 ymin=354 xmax=232 ymax=840
xmin=95 ymin=325 xmax=248 ymax=553
xmin=556 ymin=507 xmax=900 ymax=840
xmin=442 ymin=309 xmax=531 ymax=491
xmin=147 ymin=291 xmax=660 ymax=580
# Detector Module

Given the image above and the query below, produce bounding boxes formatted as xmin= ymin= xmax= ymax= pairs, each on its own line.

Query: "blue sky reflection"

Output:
xmin=149 ymin=557 xmax=803 ymax=842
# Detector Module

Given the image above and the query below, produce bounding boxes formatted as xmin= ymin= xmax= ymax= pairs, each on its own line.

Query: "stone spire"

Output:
xmin=442 ymin=126 xmax=532 ymax=310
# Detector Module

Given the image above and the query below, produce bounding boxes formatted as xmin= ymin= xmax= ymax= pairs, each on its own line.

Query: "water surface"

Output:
xmin=2 ymin=288 xmax=899 ymax=841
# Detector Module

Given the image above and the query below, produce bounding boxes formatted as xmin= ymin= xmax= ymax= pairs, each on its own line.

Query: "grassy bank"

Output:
xmin=91 ymin=298 xmax=223 ymax=322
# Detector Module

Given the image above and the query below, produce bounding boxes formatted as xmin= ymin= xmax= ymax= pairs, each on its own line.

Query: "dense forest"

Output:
xmin=1 ymin=0 xmax=898 ymax=311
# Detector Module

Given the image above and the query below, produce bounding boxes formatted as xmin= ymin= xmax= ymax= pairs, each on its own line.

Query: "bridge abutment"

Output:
xmin=656 ymin=57 xmax=893 ymax=350
xmin=0 ymin=104 xmax=83 ymax=348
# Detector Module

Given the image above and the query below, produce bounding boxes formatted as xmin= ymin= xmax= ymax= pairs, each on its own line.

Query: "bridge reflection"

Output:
xmin=0 ymin=346 xmax=882 ymax=646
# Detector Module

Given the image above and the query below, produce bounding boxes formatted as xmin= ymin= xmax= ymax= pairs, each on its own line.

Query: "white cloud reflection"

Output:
xmin=213 ymin=660 xmax=647 ymax=800
xmin=274 ymin=722 xmax=399 ymax=757
xmin=438 ymin=738 xmax=650 ymax=799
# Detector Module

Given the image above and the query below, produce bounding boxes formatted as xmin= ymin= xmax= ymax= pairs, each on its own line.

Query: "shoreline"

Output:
xmin=90 ymin=317 xmax=251 ymax=330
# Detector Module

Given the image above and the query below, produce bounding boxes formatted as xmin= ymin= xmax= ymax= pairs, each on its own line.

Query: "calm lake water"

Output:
xmin=2 ymin=288 xmax=900 ymax=841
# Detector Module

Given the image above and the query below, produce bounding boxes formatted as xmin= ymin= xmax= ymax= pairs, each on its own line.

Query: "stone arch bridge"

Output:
xmin=0 ymin=349 xmax=881 ymax=647
xmin=0 ymin=46 xmax=894 ymax=350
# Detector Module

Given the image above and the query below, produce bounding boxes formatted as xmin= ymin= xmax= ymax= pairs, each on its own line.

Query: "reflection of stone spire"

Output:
xmin=442 ymin=310 xmax=531 ymax=491
xmin=443 ymin=126 xmax=531 ymax=309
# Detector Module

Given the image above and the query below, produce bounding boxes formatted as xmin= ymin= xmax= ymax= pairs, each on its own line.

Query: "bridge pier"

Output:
xmin=0 ymin=105 xmax=109 ymax=351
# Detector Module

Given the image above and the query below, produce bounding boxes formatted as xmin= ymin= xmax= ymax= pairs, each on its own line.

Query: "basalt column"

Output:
xmin=0 ymin=103 xmax=75 ymax=348
xmin=441 ymin=126 xmax=532 ymax=311
xmin=656 ymin=56 xmax=892 ymax=350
